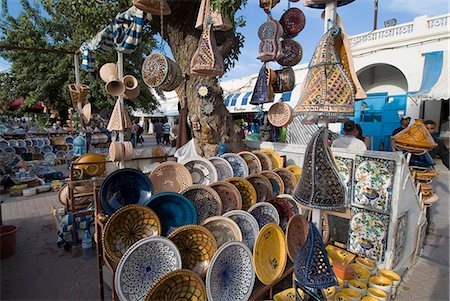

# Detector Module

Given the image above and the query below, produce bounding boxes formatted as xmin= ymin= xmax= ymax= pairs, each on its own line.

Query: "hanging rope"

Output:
xmin=158 ymin=0 xmax=166 ymax=54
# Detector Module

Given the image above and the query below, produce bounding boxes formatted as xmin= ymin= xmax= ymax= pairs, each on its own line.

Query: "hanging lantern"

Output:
xmin=272 ymin=67 xmax=295 ymax=93
xmin=279 ymin=8 xmax=306 ymax=38
xmin=257 ymin=16 xmax=284 ymax=62
xmin=142 ymin=53 xmax=183 ymax=91
xmin=259 ymin=0 xmax=281 ymax=13
xmin=250 ymin=64 xmax=276 ymax=105
xmin=393 ymin=119 xmax=438 ymax=153
xmin=277 ymin=39 xmax=303 ymax=67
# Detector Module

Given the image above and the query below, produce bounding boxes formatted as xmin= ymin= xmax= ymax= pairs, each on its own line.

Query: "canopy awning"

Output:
xmin=410 ymin=51 xmax=449 ymax=101
xmin=9 ymin=97 xmax=44 ymax=111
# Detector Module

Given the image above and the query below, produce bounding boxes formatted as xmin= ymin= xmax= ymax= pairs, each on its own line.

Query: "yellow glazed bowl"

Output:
xmin=75 ymin=153 xmax=106 ymax=176
xmin=335 ymin=292 xmax=351 ymax=301
xmin=324 ymin=286 xmax=336 ymax=299
xmin=341 ymin=288 xmax=362 ymax=301
xmin=355 ymin=257 xmax=377 ymax=271
xmin=369 ymin=276 xmax=392 ymax=288
xmin=351 ymin=264 xmax=370 ymax=282
xmin=286 ymin=165 xmax=302 ymax=182
xmin=378 ymin=270 xmax=401 ymax=284
xmin=367 ymin=288 xmax=387 ymax=301
xmin=273 ymin=287 xmax=304 ymax=301
xmin=349 ymin=279 xmax=367 ymax=295
xmin=361 ymin=297 xmax=379 ymax=301
xmin=261 ymin=149 xmax=283 ymax=169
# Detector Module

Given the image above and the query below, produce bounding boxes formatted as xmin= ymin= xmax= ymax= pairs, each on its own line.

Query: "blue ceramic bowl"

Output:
xmin=145 ymin=192 xmax=198 ymax=236
xmin=100 ymin=168 xmax=153 ymax=215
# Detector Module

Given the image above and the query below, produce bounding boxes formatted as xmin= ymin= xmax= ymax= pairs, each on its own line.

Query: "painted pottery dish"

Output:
xmin=144 ymin=269 xmax=207 ymax=301
xmin=251 ymin=150 xmax=273 ymax=170
xmin=260 ymin=170 xmax=285 ymax=196
xmin=36 ymin=138 xmax=45 ymax=147
xmin=253 ymin=223 xmax=287 ymax=285
xmin=168 ymin=225 xmax=218 ymax=276
xmin=65 ymin=136 xmax=74 ymax=145
xmin=206 ymin=241 xmax=255 ymax=301
xmin=248 ymin=202 xmax=280 ymax=228
xmin=17 ymin=139 xmax=26 ymax=148
xmin=103 ymin=205 xmax=161 ymax=264
xmin=181 ymin=156 xmax=218 ymax=185
xmin=210 ymin=181 xmax=242 ymax=213
xmin=276 ymin=194 xmax=301 ymax=216
xmin=56 ymin=150 xmax=66 ymax=158
xmin=280 ymin=8 xmax=306 ymax=38
xmin=349 ymin=212 xmax=387 ymax=261
xmin=100 ymin=168 xmax=153 ymax=216
xmin=44 ymin=152 xmax=57 ymax=162
xmin=8 ymin=139 xmax=18 ymax=148
xmin=181 ymin=185 xmax=222 ymax=223
xmin=223 ymin=210 xmax=260 ymax=251
xmin=208 ymin=157 xmax=234 ymax=181
xmin=220 ymin=153 xmax=249 ymax=178
xmin=260 ymin=149 xmax=283 ymax=169
xmin=267 ymin=197 xmax=293 ymax=231
xmin=201 ymin=216 xmax=242 ymax=248
xmin=17 ymin=147 xmax=27 ymax=155
xmin=350 ymin=264 xmax=371 ymax=282
xmin=24 ymin=138 xmax=33 ymax=147
xmin=4 ymin=146 xmax=15 ymax=154
xmin=246 ymin=174 xmax=273 ymax=202
xmin=115 ymin=237 xmax=182 ymax=301
xmin=273 ymin=168 xmax=297 ymax=194
xmin=150 ymin=161 xmax=193 ymax=194
xmin=325 ymin=245 xmax=356 ymax=265
xmin=285 ymin=214 xmax=309 ymax=261
xmin=75 ymin=153 xmax=107 ymax=177
xmin=238 ymin=151 xmax=262 ymax=175
xmin=225 ymin=177 xmax=257 ymax=211
xmin=145 ymin=192 xmax=198 ymax=236
xmin=0 ymin=139 xmax=10 ymax=149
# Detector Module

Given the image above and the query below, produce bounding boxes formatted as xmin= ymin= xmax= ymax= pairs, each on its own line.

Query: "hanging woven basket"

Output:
xmin=190 ymin=24 xmax=225 ymax=77
xmin=268 ymin=102 xmax=294 ymax=127
xmin=142 ymin=53 xmax=183 ymax=91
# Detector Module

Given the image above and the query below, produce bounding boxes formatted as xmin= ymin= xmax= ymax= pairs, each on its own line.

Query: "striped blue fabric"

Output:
xmin=79 ymin=6 xmax=144 ymax=71
xmin=241 ymin=92 xmax=252 ymax=105
xmin=230 ymin=93 xmax=240 ymax=106
xmin=224 ymin=94 xmax=233 ymax=106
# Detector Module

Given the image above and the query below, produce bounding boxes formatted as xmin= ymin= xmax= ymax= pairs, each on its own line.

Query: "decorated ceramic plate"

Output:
xmin=56 ymin=150 xmax=66 ymax=158
xmin=246 ymin=174 xmax=273 ymax=202
xmin=100 ymin=168 xmax=153 ymax=216
xmin=43 ymin=138 xmax=51 ymax=145
xmin=37 ymin=138 xmax=45 ymax=147
xmin=252 ymin=150 xmax=273 ymax=170
xmin=273 ymin=168 xmax=297 ymax=195
xmin=276 ymin=194 xmax=301 ymax=216
xmin=286 ymin=165 xmax=302 ymax=183
xmin=220 ymin=153 xmax=249 ymax=178
xmin=150 ymin=161 xmax=193 ymax=194
xmin=138 ymin=147 xmax=154 ymax=173
xmin=224 ymin=210 xmax=260 ymax=251
xmin=260 ymin=171 xmax=285 ymax=196
xmin=0 ymin=140 xmax=10 ymax=149
xmin=225 ymin=177 xmax=257 ymax=211
xmin=42 ymin=145 xmax=53 ymax=154
xmin=168 ymin=225 xmax=218 ymax=276
xmin=17 ymin=139 xmax=26 ymax=148
xmin=8 ymin=139 xmax=18 ymax=148
xmin=285 ymin=214 xmax=309 ymax=261
xmin=260 ymin=149 xmax=283 ymax=169
xmin=349 ymin=212 xmax=386 ymax=261
xmin=238 ymin=151 xmax=263 ymax=175
xmin=201 ymin=216 xmax=242 ymax=248
xmin=181 ymin=157 xmax=218 ymax=186
xmin=206 ymin=241 xmax=255 ymax=301
xmin=208 ymin=157 xmax=234 ymax=181
xmin=253 ymin=223 xmax=287 ymax=285
xmin=145 ymin=192 xmax=198 ymax=236
xmin=335 ymin=158 xmax=352 ymax=184
xmin=181 ymin=185 xmax=222 ymax=223
xmin=210 ymin=181 xmax=242 ymax=213
xmin=248 ymin=202 xmax=280 ymax=228
xmin=267 ymin=197 xmax=293 ymax=231
xmin=44 ymin=152 xmax=57 ymax=162
xmin=144 ymin=269 xmax=207 ymax=301
xmin=115 ymin=237 xmax=182 ymax=301
xmin=103 ymin=204 xmax=161 ymax=264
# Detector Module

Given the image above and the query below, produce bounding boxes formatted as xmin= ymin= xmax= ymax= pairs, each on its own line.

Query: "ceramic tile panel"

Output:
xmin=335 ymin=156 xmax=354 ymax=206
xmin=393 ymin=211 xmax=408 ymax=268
xmin=353 ymin=156 xmax=396 ymax=214
xmin=348 ymin=207 xmax=390 ymax=262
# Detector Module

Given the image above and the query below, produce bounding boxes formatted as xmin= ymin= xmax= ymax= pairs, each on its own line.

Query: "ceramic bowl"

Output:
xmin=23 ymin=187 xmax=37 ymax=197
xmin=180 ymin=185 xmax=222 ymax=223
xmin=276 ymin=194 xmax=302 ymax=216
xmin=210 ymin=181 xmax=242 ymax=213
xmin=368 ymin=276 xmax=392 ymax=295
xmin=260 ymin=149 xmax=283 ymax=169
xmin=273 ymin=168 xmax=297 ymax=195
xmin=208 ymin=157 xmax=234 ymax=181
xmin=17 ymin=139 xmax=26 ymax=147
xmin=75 ymin=153 xmax=107 ymax=177
xmin=100 ymin=168 xmax=153 ymax=216
xmin=366 ymin=288 xmax=387 ymax=301
xmin=351 ymin=263 xmax=371 ymax=283
xmin=248 ymin=202 xmax=280 ymax=228
xmin=181 ymin=157 xmax=218 ymax=186
xmin=36 ymin=185 xmax=51 ymax=193
xmin=260 ymin=170 xmax=285 ymax=196
xmin=103 ymin=204 xmax=161 ymax=264
xmin=327 ymin=245 xmax=357 ymax=265
xmin=225 ymin=177 xmax=257 ymax=211
xmin=285 ymin=214 xmax=309 ymax=261
xmin=349 ymin=279 xmax=368 ymax=296
xmin=149 ymin=162 xmax=193 ymax=194
xmin=324 ymin=286 xmax=336 ymax=299
xmin=144 ymin=269 xmax=207 ymax=301
xmin=8 ymin=139 xmax=18 ymax=148
xmin=223 ymin=210 xmax=260 ymax=251
xmin=355 ymin=257 xmax=377 ymax=272
xmin=273 ymin=288 xmax=297 ymax=301
xmin=115 ymin=237 xmax=182 ymax=301
xmin=220 ymin=153 xmax=249 ymax=178
xmin=145 ymin=192 xmax=198 ymax=236
xmin=168 ymin=225 xmax=217 ymax=276
xmin=266 ymin=197 xmax=293 ymax=231
xmin=36 ymin=138 xmax=45 ymax=147
xmin=253 ymin=223 xmax=287 ymax=285
xmin=335 ymin=292 xmax=351 ymax=301
xmin=251 ymin=150 xmax=273 ymax=170
xmin=361 ymin=297 xmax=380 ymax=301
xmin=246 ymin=174 xmax=273 ymax=202
xmin=201 ymin=216 xmax=242 ymax=248
xmin=238 ymin=151 xmax=262 ymax=175
xmin=65 ymin=136 xmax=74 ymax=145
xmin=378 ymin=270 xmax=400 ymax=285
xmin=206 ymin=241 xmax=255 ymax=301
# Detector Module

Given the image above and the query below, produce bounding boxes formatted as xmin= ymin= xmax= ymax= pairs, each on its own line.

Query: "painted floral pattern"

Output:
xmin=335 ymin=156 xmax=354 ymax=206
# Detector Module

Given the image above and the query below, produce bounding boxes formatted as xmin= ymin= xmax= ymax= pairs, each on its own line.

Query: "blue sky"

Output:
xmin=1 ymin=0 xmax=449 ymax=79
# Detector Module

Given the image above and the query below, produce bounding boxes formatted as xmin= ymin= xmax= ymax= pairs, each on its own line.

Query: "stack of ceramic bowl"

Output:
xmin=341 ymin=288 xmax=362 ymax=301
xmin=368 ymin=276 xmax=392 ymax=301
xmin=350 ymin=263 xmax=371 ymax=284
xmin=378 ymin=270 xmax=401 ymax=299
xmin=366 ymin=288 xmax=388 ymax=301
xmin=355 ymin=257 xmax=377 ymax=276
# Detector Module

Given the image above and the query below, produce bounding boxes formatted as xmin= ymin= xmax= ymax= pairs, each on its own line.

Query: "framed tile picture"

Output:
xmin=393 ymin=211 xmax=408 ymax=268
xmin=335 ymin=156 xmax=354 ymax=207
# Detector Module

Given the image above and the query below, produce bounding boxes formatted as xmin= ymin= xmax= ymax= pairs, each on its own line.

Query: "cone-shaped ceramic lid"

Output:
xmin=107 ymin=99 xmax=132 ymax=131
xmin=294 ymin=27 xmax=354 ymax=117
xmin=393 ymin=119 xmax=438 ymax=151
xmin=293 ymin=127 xmax=346 ymax=209
xmin=190 ymin=23 xmax=224 ymax=77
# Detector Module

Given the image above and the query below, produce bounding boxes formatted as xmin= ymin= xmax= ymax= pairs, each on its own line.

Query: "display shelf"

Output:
xmin=250 ymin=261 xmax=294 ymax=301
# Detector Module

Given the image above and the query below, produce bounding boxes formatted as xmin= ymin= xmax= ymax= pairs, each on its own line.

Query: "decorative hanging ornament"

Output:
xmin=196 ymin=83 xmax=212 ymax=99
xmin=393 ymin=119 xmax=438 ymax=153
xmin=200 ymin=101 xmax=215 ymax=115
xmin=142 ymin=53 xmax=183 ymax=91
xmin=279 ymin=8 xmax=306 ymax=38
xmin=195 ymin=0 xmax=233 ymax=31
xmin=257 ymin=16 xmax=284 ymax=62
xmin=277 ymin=39 xmax=303 ymax=67
xmin=259 ymin=0 xmax=281 ymax=13
xmin=272 ymin=67 xmax=295 ymax=93
xmin=250 ymin=64 xmax=276 ymax=105
xmin=132 ymin=0 xmax=171 ymax=15
xmin=191 ymin=114 xmax=201 ymax=131
xmin=304 ymin=0 xmax=355 ymax=9
xmin=294 ymin=27 xmax=355 ymax=117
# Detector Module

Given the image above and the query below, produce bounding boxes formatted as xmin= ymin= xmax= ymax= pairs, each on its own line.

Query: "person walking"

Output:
xmin=154 ymin=119 xmax=163 ymax=145
xmin=163 ymin=119 xmax=171 ymax=146
xmin=424 ymin=120 xmax=449 ymax=169
xmin=332 ymin=120 xmax=367 ymax=151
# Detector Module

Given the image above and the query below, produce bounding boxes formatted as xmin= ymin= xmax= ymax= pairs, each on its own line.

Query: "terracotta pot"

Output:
xmin=99 ymin=63 xmax=125 ymax=96
xmin=122 ymin=75 xmax=140 ymax=99
xmin=132 ymin=0 xmax=171 ymax=15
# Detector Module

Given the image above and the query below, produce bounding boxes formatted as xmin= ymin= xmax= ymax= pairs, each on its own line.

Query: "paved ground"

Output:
xmin=1 ymin=139 xmax=448 ymax=300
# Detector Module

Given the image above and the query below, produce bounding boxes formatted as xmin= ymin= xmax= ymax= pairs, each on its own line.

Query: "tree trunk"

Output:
xmin=153 ymin=1 xmax=244 ymax=157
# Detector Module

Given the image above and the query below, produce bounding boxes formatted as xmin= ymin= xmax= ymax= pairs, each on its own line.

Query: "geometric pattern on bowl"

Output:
xmin=168 ymin=225 xmax=218 ymax=277
xmin=149 ymin=161 xmax=193 ymax=194
xmin=144 ymin=269 xmax=207 ymax=301
xmin=103 ymin=204 xmax=161 ymax=264
xmin=225 ymin=177 xmax=257 ymax=211
xmin=276 ymin=194 xmax=302 ymax=216
xmin=285 ymin=214 xmax=309 ymax=262
xmin=223 ymin=210 xmax=260 ymax=251
xmin=181 ymin=156 xmax=218 ymax=186
xmin=251 ymin=150 xmax=273 ymax=171
xmin=180 ymin=185 xmax=222 ymax=224
xmin=220 ymin=153 xmax=249 ymax=178
xmin=201 ymin=216 xmax=243 ymax=248
xmin=238 ymin=151 xmax=262 ymax=175
xmin=208 ymin=156 xmax=234 ymax=182
xmin=210 ymin=181 xmax=242 ymax=214
xmin=248 ymin=202 xmax=280 ymax=229
xmin=266 ymin=197 xmax=293 ymax=231
xmin=260 ymin=149 xmax=283 ymax=169
xmin=273 ymin=168 xmax=297 ymax=195
xmin=246 ymin=174 xmax=273 ymax=203
xmin=206 ymin=241 xmax=255 ymax=301
xmin=114 ymin=237 xmax=182 ymax=301
xmin=260 ymin=170 xmax=285 ymax=196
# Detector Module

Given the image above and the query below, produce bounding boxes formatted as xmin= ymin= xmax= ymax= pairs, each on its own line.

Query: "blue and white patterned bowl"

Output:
xmin=223 ymin=210 xmax=260 ymax=251
xmin=115 ymin=237 xmax=182 ymax=301
xmin=248 ymin=202 xmax=280 ymax=229
xmin=220 ymin=153 xmax=249 ymax=178
xmin=208 ymin=157 xmax=234 ymax=181
xmin=181 ymin=157 xmax=218 ymax=186
xmin=277 ymin=194 xmax=302 ymax=216
xmin=206 ymin=241 xmax=255 ymax=301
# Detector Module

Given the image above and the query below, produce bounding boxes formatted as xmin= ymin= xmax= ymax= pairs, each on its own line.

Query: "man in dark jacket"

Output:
xmin=424 ymin=120 xmax=449 ymax=169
